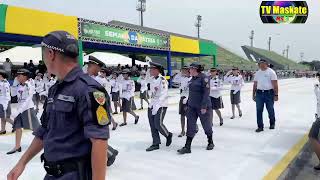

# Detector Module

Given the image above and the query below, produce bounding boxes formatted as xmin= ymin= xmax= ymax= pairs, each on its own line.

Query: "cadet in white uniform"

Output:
xmin=110 ymin=72 xmax=122 ymax=114
xmin=0 ymin=70 xmax=13 ymax=135
xmin=224 ymin=67 xmax=244 ymax=119
xmin=137 ymin=71 xmax=149 ymax=110
xmin=172 ymin=66 xmax=192 ymax=137
xmin=7 ymin=69 xmax=39 ymax=155
xmin=33 ymin=73 xmax=44 ymax=113
xmin=209 ymin=68 xmax=224 ymax=126
xmin=40 ymin=73 xmax=56 ymax=99
xmin=146 ymin=62 xmax=173 ymax=152
xmin=100 ymin=68 xmax=119 ymax=131
xmin=119 ymin=69 xmax=139 ymax=126
xmin=309 ymin=73 xmax=320 ymax=170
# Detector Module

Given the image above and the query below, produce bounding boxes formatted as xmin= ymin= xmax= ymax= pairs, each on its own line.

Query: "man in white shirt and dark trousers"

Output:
xmin=253 ymin=59 xmax=279 ymax=133
xmin=146 ymin=62 xmax=173 ymax=152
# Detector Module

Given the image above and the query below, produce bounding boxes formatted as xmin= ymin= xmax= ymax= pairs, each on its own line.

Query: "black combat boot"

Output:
xmin=206 ymin=135 xmax=215 ymax=150
xmin=166 ymin=132 xmax=173 ymax=146
xmin=177 ymin=136 xmax=193 ymax=154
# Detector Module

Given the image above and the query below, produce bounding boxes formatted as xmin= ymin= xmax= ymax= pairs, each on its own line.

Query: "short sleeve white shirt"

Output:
xmin=254 ymin=68 xmax=277 ymax=90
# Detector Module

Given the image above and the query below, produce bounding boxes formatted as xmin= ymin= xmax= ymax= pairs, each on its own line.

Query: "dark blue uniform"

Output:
xmin=33 ymin=67 xmax=110 ymax=180
xmin=187 ymin=73 xmax=213 ymax=138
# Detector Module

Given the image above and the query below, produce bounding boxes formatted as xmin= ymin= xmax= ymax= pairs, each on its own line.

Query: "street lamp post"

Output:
xmin=136 ymin=0 xmax=146 ymax=27
xmin=195 ymin=15 xmax=202 ymax=39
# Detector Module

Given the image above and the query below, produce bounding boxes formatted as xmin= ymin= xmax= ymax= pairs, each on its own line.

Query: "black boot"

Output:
xmin=207 ymin=135 xmax=215 ymax=150
xmin=166 ymin=133 xmax=173 ymax=146
xmin=178 ymin=136 xmax=193 ymax=154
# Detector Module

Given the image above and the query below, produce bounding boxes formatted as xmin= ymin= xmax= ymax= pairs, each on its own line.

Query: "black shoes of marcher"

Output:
xmin=134 ymin=116 xmax=139 ymax=124
xmin=119 ymin=123 xmax=127 ymax=127
xmin=107 ymin=150 xmax=119 ymax=167
xmin=314 ymin=164 xmax=320 ymax=170
xmin=6 ymin=147 xmax=21 ymax=155
xmin=113 ymin=112 xmax=118 ymax=115
xmin=177 ymin=147 xmax=191 ymax=154
xmin=255 ymin=128 xmax=264 ymax=133
xmin=220 ymin=119 xmax=224 ymax=126
xmin=270 ymin=125 xmax=275 ymax=130
xmin=146 ymin=145 xmax=160 ymax=152
xmin=207 ymin=135 xmax=214 ymax=150
xmin=139 ymin=107 xmax=143 ymax=110
xmin=207 ymin=143 xmax=215 ymax=150
xmin=166 ymin=133 xmax=173 ymax=146
xmin=0 ymin=130 xmax=6 ymax=135
xmin=112 ymin=123 xmax=118 ymax=131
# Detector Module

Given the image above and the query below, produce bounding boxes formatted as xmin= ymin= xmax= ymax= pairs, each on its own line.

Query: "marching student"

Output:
xmin=119 ymin=69 xmax=139 ymax=126
xmin=99 ymin=68 xmax=119 ymax=130
xmin=39 ymin=73 xmax=56 ymax=100
xmin=146 ymin=62 xmax=173 ymax=152
xmin=224 ymin=67 xmax=244 ymax=119
xmin=110 ymin=72 xmax=122 ymax=114
xmin=209 ymin=68 xmax=224 ymax=126
xmin=7 ymin=69 xmax=40 ymax=155
xmin=33 ymin=72 xmax=44 ymax=113
xmin=0 ymin=70 xmax=13 ymax=135
xmin=172 ymin=66 xmax=192 ymax=137
xmin=137 ymin=71 xmax=149 ymax=110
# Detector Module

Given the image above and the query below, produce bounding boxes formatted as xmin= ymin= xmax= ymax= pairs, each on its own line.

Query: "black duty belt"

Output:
xmin=41 ymin=153 xmax=89 ymax=178
xmin=257 ymin=89 xmax=274 ymax=93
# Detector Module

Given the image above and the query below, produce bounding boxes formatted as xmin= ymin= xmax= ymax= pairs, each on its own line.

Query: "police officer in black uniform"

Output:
xmin=178 ymin=62 xmax=215 ymax=154
xmin=7 ymin=31 xmax=110 ymax=180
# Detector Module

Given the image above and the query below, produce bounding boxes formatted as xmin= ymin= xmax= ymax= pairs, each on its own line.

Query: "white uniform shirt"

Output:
xmin=209 ymin=76 xmax=223 ymax=98
xmin=137 ymin=76 xmax=149 ymax=93
xmin=0 ymin=79 xmax=11 ymax=110
xmin=14 ymin=82 xmax=35 ymax=118
xmin=172 ymin=73 xmax=191 ymax=99
xmin=40 ymin=77 xmax=56 ymax=97
xmin=254 ymin=68 xmax=277 ymax=90
xmin=11 ymin=77 xmax=19 ymax=97
xmin=149 ymin=75 xmax=168 ymax=115
xmin=120 ymin=79 xmax=135 ymax=100
xmin=110 ymin=78 xmax=120 ymax=93
xmin=34 ymin=79 xmax=44 ymax=94
xmin=224 ymin=75 xmax=244 ymax=94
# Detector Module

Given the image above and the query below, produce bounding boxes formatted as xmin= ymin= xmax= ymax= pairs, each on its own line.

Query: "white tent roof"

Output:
xmin=0 ymin=47 xmax=149 ymax=66
xmin=0 ymin=46 xmax=42 ymax=65
xmin=84 ymin=52 xmax=148 ymax=66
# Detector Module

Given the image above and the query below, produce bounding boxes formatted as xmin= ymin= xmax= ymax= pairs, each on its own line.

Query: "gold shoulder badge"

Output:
xmin=93 ymin=91 xmax=109 ymax=125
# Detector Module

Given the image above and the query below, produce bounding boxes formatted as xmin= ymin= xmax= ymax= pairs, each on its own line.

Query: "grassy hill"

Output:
xmin=243 ymin=46 xmax=309 ymax=70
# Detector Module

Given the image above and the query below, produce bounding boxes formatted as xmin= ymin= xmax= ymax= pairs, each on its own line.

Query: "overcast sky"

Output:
xmin=1 ymin=0 xmax=319 ymax=62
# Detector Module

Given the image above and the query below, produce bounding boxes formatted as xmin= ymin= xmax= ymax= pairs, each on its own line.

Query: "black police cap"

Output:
xmin=0 ymin=69 xmax=7 ymax=78
xmin=16 ymin=69 xmax=30 ymax=77
xmin=316 ymin=72 xmax=320 ymax=77
xmin=189 ymin=62 xmax=203 ymax=71
xmin=258 ymin=59 xmax=268 ymax=64
xmin=88 ymin=56 xmax=105 ymax=68
xmin=121 ymin=69 xmax=131 ymax=74
xmin=35 ymin=31 xmax=79 ymax=58
xmin=149 ymin=62 xmax=163 ymax=70
xmin=181 ymin=65 xmax=189 ymax=70
xmin=210 ymin=67 xmax=218 ymax=71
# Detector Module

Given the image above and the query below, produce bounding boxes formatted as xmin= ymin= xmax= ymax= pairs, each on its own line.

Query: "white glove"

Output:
xmin=182 ymin=98 xmax=188 ymax=105
xmin=152 ymin=105 xmax=160 ymax=115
